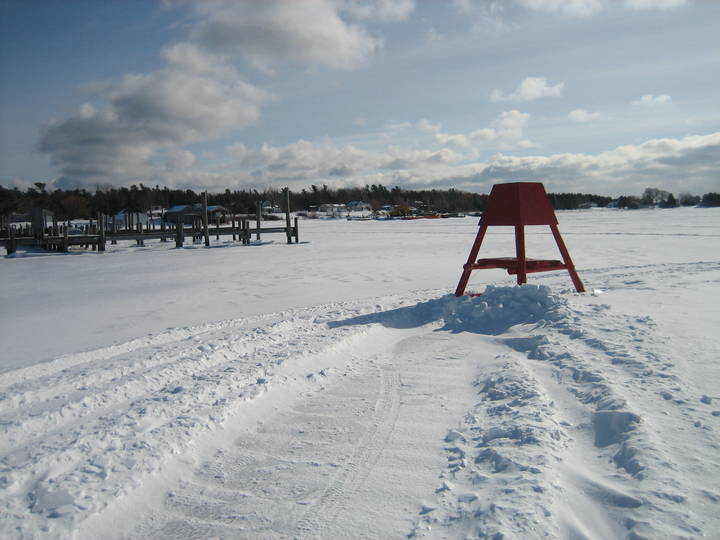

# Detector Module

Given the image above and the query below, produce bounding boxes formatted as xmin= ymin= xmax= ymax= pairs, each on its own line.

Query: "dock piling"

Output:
xmin=98 ymin=213 xmax=106 ymax=251
xmin=256 ymin=201 xmax=261 ymax=241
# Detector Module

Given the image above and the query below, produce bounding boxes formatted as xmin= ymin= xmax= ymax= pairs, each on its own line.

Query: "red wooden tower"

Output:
xmin=455 ymin=182 xmax=585 ymax=296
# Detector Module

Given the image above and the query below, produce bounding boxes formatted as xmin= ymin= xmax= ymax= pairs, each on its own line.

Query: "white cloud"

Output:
xmin=514 ymin=0 xmax=603 ymax=17
xmin=78 ymin=104 xmax=96 ymax=119
xmin=160 ymin=42 xmax=230 ymax=76
xmin=434 ymin=133 xmax=471 ymax=148
xmin=569 ymin=108 xmax=601 ymax=122
xmin=39 ymin=43 xmax=272 ymax=188
xmin=38 ymin=0 xmax=413 ymax=189
xmin=455 ymin=0 xmax=689 ymax=19
xmin=451 ymin=0 xmax=475 ymax=14
xmin=516 ymin=0 xmax=686 ymax=16
xmin=221 ymin=138 xmax=469 ymax=187
xmin=625 ymin=0 xmax=687 ymax=10
xmin=182 ymin=0 xmax=383 ymax=72
xmin=385 ymin=121 xmax=412 ymax=132
xmin=460 ymin=133 xmax=720 ymax=195
xmin=56 ymin=128 xmax=715 ymax=195
xmin=339 ymin=0 xmax=416 ymax=22
xmin=450 ymin=0 xmax=507 ymax=31
xmin=516 ymin=139 xmax=543 ymax=149
xmin=490 ymin=77 xmax=564 ymax=102
xmin=384 ymin=118 xmax=442 ymax=135
xmin=632 ymin=94 xmax=671 ymax=106
xmin=435 ymin=110 xmax=532 ymax=149
xmin=416 ymin=119 xmax=442 ymax=133
xmin=487 ymin=110 xmax=530 ymax=139
xmin=225 ymin=143 xmax=247 ymax=158
xmin=210 ymin=131 xmax=720 ymax=196
xmin=165 ymin=149 xmax=196 ymax=171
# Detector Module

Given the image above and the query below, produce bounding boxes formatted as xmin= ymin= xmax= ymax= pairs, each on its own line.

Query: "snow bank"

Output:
xmin=329 ymin=284 xmax=563 ymax=335
xmin=441 ymin=285 xmax=565 ymax=334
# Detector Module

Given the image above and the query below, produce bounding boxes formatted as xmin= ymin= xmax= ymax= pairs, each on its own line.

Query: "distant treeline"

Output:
xmin=1 ymin=182 xmax=718 ymax=221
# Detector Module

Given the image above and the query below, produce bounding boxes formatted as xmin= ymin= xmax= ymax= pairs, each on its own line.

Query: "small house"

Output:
xmin=346 ymin=201 xmax=372 ymax=212
xmin=318 ymin=203 xmax=347 ymax=217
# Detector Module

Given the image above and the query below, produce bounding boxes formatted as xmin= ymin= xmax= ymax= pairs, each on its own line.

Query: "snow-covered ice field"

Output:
xmin=1 ymin=207 xmax=719 ymax=539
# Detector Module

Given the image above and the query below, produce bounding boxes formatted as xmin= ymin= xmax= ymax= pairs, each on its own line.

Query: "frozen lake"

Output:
xmin=1 ymin=207 xmax=719 ymax=539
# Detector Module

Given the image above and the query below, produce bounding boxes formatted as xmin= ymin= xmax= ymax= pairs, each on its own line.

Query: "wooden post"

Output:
xmin=455 ymin=222 xmax=488 ymax=296
xmin=256 ymin=201 xmax=261 ymax=241
xmin=294 ymin=216 xmax=299 ymax=243
xmin=175 ymin=217 xmax=184 ymax=247
xmin=111 ymin=215 xmax=117 ymax=244
xmin=98 ymin=213 xmax=106 ymax=251
xmin=215 ymin=213 xmax=220 ymax=241
xmin=284 ymin=187 xmax=292 ymax=244
xmin=31 ymin=208 xmax=44 ymax=242
xmin=7 ymin=225 xmax=16 ymax=255
xmin=550 ymin=224 xmax=585 ymax=293
xmin=161 ymin=220 xmax=167 ymax=242
xmin=202 ymin=191 xmax=210 ymax=247
xmin=231 ymin=217 xmax=236 ymax=241
xmin=62 ymin=226 xmax=69 ymax=252
xmin=137 ymin=220 xmax=144 ymax=247
xmin=514 ymin=225 xmax=527 ymax=286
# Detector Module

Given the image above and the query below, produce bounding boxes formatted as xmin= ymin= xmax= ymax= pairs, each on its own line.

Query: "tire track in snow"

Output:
xmin=410 ymin=353 xmax=571 ymax=539
xmin=0 ymin=311 xmax=283 ymax=389
xmin=122 ymin=317 xmax=475 ymax=540
xmin=507 ymin=295 xmax=716 ymax=538
xmin=409 ymin=284 xmax=717 ymax=539
xmin=0 ymin=317 xmax=318 ymax=453
xmin=533 ymin=259 xmax=720 ymax=292
xmin=120 ymin=335 xmax=406 ymax=540
xmin=0 ymin=297 xmax=403 ymax=450
xmin=535 ymin=300 xmax=720 ymax=537
xmin=0 ymin=300 xmax=395 ymax=540
xmin=295 ymin=362 xmax=401 ymax=537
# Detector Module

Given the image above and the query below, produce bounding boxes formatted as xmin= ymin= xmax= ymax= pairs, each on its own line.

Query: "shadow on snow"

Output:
xmin=328 ymin=285 xmax=565 ymax=336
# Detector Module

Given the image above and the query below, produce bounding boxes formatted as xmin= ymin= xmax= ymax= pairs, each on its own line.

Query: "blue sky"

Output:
xmin=1 ymin=0 xmax=718 ymax=196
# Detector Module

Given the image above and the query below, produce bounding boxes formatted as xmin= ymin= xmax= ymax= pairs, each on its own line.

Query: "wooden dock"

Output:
xmin=1 ymin=189 xmax=299 ymax=255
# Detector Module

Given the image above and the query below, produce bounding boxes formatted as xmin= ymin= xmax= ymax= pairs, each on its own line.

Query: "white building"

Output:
xmin=318 ymin=203 xmax=347 ymax=217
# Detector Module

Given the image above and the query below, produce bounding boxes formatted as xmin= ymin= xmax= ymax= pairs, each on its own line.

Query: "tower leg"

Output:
xmin=550 ymin=224 xmax=585 ymax=292
xmin=455 ymin=222 xmax=488 ymax=296
xmin=514 ymin=225 xmax=527 ymax=285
